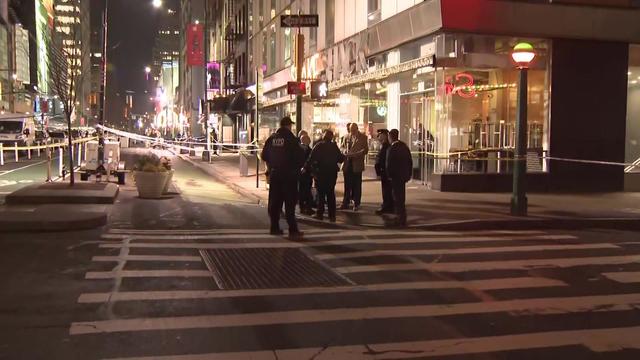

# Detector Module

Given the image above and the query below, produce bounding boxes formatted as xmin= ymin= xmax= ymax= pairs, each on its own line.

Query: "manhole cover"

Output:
xmin=200 ymin=248 xmax=351 ymax=289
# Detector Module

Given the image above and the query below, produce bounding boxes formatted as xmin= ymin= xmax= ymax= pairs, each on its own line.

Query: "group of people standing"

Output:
xmin=261 ymin=116 xmax=412 ymax=239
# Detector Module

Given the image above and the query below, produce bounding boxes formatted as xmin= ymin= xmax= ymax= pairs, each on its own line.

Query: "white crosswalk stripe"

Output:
xmin=70 ymin=228 xmax=640 ymax=359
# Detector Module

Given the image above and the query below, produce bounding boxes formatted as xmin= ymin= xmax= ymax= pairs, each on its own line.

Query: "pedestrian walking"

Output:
xmin=307 ymin=130 xmax=344 ymax=222
xmin=298 ymin=134 xmax=314 ymax=215
xmin=340 ymin=123 xmax=368 ymax=211
xmin=386 ymin=129 xmax=413 ymax=227
xmin=374 ymin=129 xmax=394 ymax=215
xmin=340 ymin=123 xmax=353 ymax=207
xmin=261 ymin=116 xmax=305 ymax=239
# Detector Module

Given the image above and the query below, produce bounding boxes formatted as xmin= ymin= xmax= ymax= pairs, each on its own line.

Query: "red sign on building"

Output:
xmin=186 ymin=23 xmax=204 ymax=67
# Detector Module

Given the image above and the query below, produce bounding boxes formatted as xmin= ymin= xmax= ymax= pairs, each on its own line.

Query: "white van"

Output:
xmin=0 ymin=114 xmax=36 ymax=147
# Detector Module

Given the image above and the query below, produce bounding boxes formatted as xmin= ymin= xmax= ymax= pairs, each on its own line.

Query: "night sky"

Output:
xmin=91 ymin=0 xmax=179 ymax=122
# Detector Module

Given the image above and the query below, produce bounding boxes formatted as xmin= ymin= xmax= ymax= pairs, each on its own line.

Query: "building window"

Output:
xmin=325 ymin=0 xmax=334 ymax=46
xmin=283 ymin=9 xmax=291 ymax=65
xmin=259 ymin=0 xmax=264 ymax=28
xmin=262 ymin=31 xmax=268 ymax=69
xmin=269 ymin=25 xmax=276 ymax=71
xmin=367 ymin=0 xmax=381 ymax=26
xmin=626 ymin=44 xmax=640 ymax=173
xmin=270 ymin=0 xmax=276 ymax=18
xmin=309 ymin=0 xmax=317 ymax=51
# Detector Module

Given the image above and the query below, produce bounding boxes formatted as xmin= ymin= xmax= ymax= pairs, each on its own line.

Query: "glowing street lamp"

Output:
xmin=511 ymin=42 xmax=536 ymax=69
xmin=145 ymin=66 xmax=151 ymax=80
xmin=152 ymin=0 xmax=162 ymax=8
xmin=510 ymin=42 xmax=536 ymax=216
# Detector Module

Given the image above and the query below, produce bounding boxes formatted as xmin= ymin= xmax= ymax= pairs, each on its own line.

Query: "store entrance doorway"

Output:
xmin=401 ymin=91 xmax=435 ymax=186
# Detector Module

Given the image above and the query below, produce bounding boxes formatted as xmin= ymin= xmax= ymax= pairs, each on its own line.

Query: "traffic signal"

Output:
xmin=310 ymin=81 xmax=328 ymax=100
xmin=287 ymin=81 xmax=306 ymax=95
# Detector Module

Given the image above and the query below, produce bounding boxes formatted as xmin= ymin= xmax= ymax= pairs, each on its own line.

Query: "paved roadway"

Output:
xmin=0 ymin=150 xmax=66 ymax=201
xmin=1 ymin=153 xmax=640 ymax=359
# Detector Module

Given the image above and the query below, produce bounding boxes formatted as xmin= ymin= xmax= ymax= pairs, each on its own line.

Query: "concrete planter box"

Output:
xmin=134 ymin=171 xmax=169 ymax=199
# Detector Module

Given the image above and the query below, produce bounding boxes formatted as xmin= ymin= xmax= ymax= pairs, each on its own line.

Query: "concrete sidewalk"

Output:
xmin=1 ymin=181 xmax=118 ymax=232
xmin=184 ymin=153 xmax=640 ymax=230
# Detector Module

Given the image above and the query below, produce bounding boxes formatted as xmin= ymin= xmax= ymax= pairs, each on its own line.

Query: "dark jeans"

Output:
xmin=342 ymin=170 xmax=363 ymax=207
xmin=316 ymin=174 xmax=337 ymax=219
xmin=298 ymin=174 xmax=313 ymax=210
xmin=381 ymin=177 xmax=394 ymax=211
xmin=392 ymin=179 xmax=407 ymax=223
xmin=268 ymin=174 xmax=299 ymax=233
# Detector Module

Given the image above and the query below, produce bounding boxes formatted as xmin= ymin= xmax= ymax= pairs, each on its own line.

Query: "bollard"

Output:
xmin=58 ymin=147 xmax=63 ymax=177
xmin=14 ymin=142 xmax=18 ymax=162
xmin=0 ymin=143 xmax=3 ymax=166
xmin=28 ymin=147 xmax=31 ymax=160
xmin=37 ymin=143 xmax=41 ymax=157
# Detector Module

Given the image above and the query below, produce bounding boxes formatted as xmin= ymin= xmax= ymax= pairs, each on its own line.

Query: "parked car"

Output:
xmin=35 ymin=129 xmax=49 ymax=143
xmin=48 ymin=130 xmax=69 ymax=144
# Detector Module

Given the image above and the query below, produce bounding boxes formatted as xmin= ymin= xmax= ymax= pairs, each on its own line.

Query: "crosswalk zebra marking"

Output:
xmin=103 ymin=325 xmax=640 ymax=360
xmin=76 ymin=277 xmax=567 ymax=303
xmin=92 ymin=255 xmax=202 ymax=262
xmin=98 ymin=234 xmax=579 ymax=250
xmin=85 ymin=270 xmax=212 ymax=279
xmin=69 ymin=292 xmax=640 ymax=335
xmin=601 ymin=271 xmax=640 ymax=283
xmin=335 ymin=254 xmax=640 ymax=274
xmin=315 ymin=243 xmax=618 ymax=260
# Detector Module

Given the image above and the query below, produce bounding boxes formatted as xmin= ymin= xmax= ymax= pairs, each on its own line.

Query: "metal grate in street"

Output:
xmin=200 ymin=248 xmax=351 ymax=289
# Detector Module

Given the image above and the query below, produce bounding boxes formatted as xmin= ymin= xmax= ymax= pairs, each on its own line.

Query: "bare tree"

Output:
xmin=49 ymin=17 xmax=85 ymax=186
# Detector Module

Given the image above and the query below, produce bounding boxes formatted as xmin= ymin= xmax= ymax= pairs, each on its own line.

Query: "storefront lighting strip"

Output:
xmin=328 ymin=55 xmax=436 ymax=92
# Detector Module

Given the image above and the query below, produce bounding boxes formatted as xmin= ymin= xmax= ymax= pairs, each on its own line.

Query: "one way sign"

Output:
xmin=280 ymin=14 xmax=319 ymax=28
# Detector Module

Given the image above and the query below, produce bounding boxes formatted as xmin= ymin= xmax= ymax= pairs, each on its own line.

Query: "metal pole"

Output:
xmin=204 ymin=0 xmax=211 ymax=162
xmin=295 ymin=30 xmax=304 ymax=133
xmin=255 ymin=68 xmax=260 ymax=188
xmin=14 ymin=142 xmax=18 ymax=162
xmin=0 ymin=143 xmax=3 ymax=166
xmin=97 ymin=0 xmax=109 ymax=176
xmin=58 ymin=147 xmax=63 ymax=177
xmin=511 ymin=68 xmax=528 ymax=216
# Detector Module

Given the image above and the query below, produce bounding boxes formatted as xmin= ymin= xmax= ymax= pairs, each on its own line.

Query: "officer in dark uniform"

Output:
xmin=386 ymin=129 xmax=413 ymax=227
xmin=374 ymin=129 xmax=394 ymax=215
xmin=306 ymin=130 xmax=344 ymax=222
xmin=261 ymin=116 xmax=305 ymax=238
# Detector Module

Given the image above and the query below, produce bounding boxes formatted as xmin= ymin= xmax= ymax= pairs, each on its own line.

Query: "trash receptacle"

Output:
xmin=239 ymin=147 xmax=249 ymax=177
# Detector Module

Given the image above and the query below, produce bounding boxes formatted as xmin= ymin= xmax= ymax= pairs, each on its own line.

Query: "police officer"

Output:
xmin=386 ymin=129 xmax=413 ymax=227
xmin=306 ymin=130 xmax=344 ymax=222
xmin=374 ymin=129 xmax=394 ymax=215
xmin=261 ymin=116 xmax=305 ymax=239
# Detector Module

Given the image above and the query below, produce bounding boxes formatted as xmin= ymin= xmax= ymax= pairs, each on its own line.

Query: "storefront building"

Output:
xmin=251 ymin=0 xmax=640 ymax=192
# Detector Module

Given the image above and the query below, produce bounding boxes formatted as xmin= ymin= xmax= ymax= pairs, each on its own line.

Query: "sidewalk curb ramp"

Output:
xmin=179 ymin=155 xmax=263 ymax=205
xmin=0 ymin=208 xmax=107 ymax=232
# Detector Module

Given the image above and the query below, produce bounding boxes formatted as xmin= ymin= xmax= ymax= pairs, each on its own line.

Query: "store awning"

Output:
xmin=227 ymin=89 xmax=255 ymax=114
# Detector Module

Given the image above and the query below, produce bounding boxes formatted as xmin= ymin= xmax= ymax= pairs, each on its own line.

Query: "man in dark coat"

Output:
xmin=261 ymin=117 xmax=305 ymax=239
xmin=306 ymin=130 xmax=344 ymax=222
xmin=386 ymin=129 xmax=413 ymax=227
xmin=298 ymin=134 xmax=314 ymax=215
xmin=374 ymin=129 xmax=394 ymax=215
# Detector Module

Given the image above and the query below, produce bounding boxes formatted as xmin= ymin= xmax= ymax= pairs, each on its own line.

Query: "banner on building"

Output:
xmin=186 ymin=23 xmax=204 ymax=67
xmin=206 ymin=62 xmax=220 ymax=91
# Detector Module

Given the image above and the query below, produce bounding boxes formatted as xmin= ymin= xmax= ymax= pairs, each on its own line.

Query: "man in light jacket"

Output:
xmin=340 ymin=123 xmax=368 ymax=211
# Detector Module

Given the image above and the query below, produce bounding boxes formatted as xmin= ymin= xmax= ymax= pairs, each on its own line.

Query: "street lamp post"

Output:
xmin=510 ymin=42 xmax=536 ymax=216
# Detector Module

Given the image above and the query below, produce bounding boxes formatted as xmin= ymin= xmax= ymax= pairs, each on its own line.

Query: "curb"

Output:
xmin=0 ymin=212 xmax=107 ymax=232
xmin=408 ymin=217 xmax=640 ymax=231
xmin=179 ymin=155 xmax=263 ymax=205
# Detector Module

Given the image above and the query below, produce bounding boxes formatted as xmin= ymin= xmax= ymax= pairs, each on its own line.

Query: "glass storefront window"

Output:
xmin=431 ymin=34 xmax=551 ymax=176
xmin=626 ymin=44 xmax=640 ymax=173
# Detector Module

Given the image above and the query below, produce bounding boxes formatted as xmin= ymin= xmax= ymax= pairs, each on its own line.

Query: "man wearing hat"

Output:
xmin=261 ymin=116 xmax=305 ymax=239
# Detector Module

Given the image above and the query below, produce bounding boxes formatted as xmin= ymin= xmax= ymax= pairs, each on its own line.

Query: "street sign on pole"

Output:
xmin=280 ymin=14 xmax=319 ymax=28
xmin=287 ymin=81 xmax=306 ymax=95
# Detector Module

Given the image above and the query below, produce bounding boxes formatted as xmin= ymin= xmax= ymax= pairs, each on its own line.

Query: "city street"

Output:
xmin=0 ymin=151 xmax=65 ymax=201
xmin=1 ymin=154 xmax=640 ymax=359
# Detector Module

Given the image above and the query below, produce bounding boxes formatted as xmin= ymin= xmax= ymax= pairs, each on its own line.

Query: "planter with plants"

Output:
xmin=133 ymin=153 xmax=169 ymax=199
